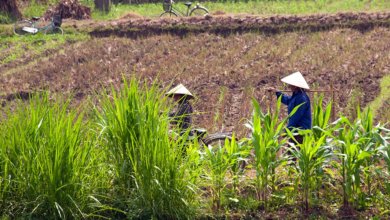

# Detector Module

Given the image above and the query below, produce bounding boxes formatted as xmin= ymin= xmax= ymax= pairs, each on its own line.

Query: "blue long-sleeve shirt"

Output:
xmin=276 ymin=90 xmax=312 ymax=130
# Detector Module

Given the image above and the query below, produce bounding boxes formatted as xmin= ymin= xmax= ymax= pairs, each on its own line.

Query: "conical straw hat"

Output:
xmin=166 ymin=84 xmax=194 ymax=98
xmin=281 ymin=71 xmax=310 ymax=89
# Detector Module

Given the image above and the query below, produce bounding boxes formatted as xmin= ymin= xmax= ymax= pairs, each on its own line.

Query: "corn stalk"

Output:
xmin=356 ymin=108 xmax=388 ymax=198
xmin=312 ymin=94 xmax=332 ymax=141
xmin=203 ymin=136 xmax=245 ymax=211
xmin=245 ymin=97 xmax=299 ymax=210
xmin=286 ymin=130 xmax=332 ymax=211
xmin=334 ymin=116 xmax=373 ymax=208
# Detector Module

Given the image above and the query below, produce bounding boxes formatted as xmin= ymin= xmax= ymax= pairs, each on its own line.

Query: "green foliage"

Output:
xmin=286 ymin=130 xmax=332 ymax=211
xmin=22 ymin=3 xmax=48 ymax=19
xmin=379 ymin=135 xmax=390 ymax=194
xmin=312 ymin=95 xmax=333 ymax=140
xmin=246 ymin=97 xmax=294 ymax=209
xmin=0 ymin=12 xmax=13 ymax=24
xmin=0 ymin=77 xmax=388 ymax=218
xmin=227 ymin=137 xmax=250 ymax=195
xmin=200 ymin=0 xmax=390 ymax=15
xmin=0 ymin=33 xmax=88 ymax=65
xmin=334 ymin=113 xmax=375 ymax=208
xmin=0 ymin=94 xmax=94 ymax=218
xmin=95 ymin=78 xmax=197 ymax=219
xmin=367 ymin=74 xmax=390 ymax=123
xmin=337 ymin=122 xmax=361 ymax=206
xmin=203 ymin=135 xmax=249 ymax=211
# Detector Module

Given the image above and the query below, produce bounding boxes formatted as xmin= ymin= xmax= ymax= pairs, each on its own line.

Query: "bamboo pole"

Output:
xmin=275 ymin=90 xmax=334 ymax=92
xmin=331 ymin=83 xmax=335 ymax=122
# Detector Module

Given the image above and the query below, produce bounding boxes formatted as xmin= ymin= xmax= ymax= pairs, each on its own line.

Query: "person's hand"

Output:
xmin=265 ymin=87 xmax=276 ymax=92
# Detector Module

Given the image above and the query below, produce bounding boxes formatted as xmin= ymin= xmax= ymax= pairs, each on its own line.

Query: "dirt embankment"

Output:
xmin=86 ymin=12 xmax=390 ymax=38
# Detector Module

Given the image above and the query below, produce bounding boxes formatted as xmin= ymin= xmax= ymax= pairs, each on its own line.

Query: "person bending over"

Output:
xmin=166 ymin=84 xmax=194 ymax=133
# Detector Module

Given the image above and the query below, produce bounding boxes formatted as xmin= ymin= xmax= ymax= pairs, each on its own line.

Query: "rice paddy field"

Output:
xmin=0 ymin=0 xmax=390 ymax=219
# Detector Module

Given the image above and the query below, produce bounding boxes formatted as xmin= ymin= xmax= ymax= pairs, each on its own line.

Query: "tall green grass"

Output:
xmin=0 ymin=94 xmax=94 ymax=218
xmin=95 ymin=78 xmax=198 ymax=219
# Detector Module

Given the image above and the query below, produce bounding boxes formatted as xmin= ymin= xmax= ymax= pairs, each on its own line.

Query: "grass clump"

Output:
xmin=0 ymin=32 xmax=88 ymax=65
xmin=0 ymin=94 xmax=95 ymax=218
xmin=95 ymin=78 xmax=198 ymax=219
xmin=367 ymin=74 xmax=390 ymax=122
xmin=0 ymin=12 xmax=13 ymax=24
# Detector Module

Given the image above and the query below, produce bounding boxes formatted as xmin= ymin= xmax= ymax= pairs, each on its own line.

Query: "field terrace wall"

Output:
xmin=88 ymin=12 xmax=390 ymax=38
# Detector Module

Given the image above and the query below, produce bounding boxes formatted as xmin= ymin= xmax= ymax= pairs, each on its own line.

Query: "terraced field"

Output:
xmin=1 ymin=13 xmax=389 ymax=134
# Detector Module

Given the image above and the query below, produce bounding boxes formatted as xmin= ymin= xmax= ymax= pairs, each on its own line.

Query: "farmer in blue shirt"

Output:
xmin=267 ymin=71 xmax=312 ymax=144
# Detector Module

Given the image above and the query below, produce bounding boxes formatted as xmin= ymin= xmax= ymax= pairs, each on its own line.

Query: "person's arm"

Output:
xmin=276 ymin=91 xmax=291 ymax=105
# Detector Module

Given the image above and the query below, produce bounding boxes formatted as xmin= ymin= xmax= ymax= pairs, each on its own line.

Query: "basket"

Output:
xmin=163 ymin=0 xmax=173 ymax=12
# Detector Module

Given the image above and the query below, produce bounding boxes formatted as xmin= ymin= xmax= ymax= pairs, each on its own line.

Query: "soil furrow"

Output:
xmin=1 ymin=27 xmax=389 ymax=133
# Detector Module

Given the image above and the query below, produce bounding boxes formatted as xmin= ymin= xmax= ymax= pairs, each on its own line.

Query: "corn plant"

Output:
xmin=245 ymin=97 xmax=300 ymax=209
xmin=382 ymin=144 xmax=390 ymax=168
xmin=334 ymin=116 xmax=374 ymax=208
xmin=203 ymin=136 xmax=244 ymax=211
xmin=96 ymin=78 xmax=197 ymax=219
xmin=0 ymin=94 xmax=94 ymax=219
xmin=311 ymin=95 xmax=335 ymax=200
xmin=355 ymin=108 xmax=389 ymax=197
xmin=226 ymin=136 xmax=251 ymax=195
xmin=312 ymin=94 xmax=333 ymax=141
xmin=378 ymin=129 xmax=390 ymax=197
xmin=286 ymin=130 xmax=332 ymax=211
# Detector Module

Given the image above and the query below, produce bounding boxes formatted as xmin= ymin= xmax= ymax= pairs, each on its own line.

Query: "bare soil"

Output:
xmin=1 ymin=13 xmax=389 ymax=135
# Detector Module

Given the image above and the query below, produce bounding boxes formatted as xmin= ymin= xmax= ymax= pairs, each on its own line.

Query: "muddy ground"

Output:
xmin=1 ymin=13 xmax=389 ymax=135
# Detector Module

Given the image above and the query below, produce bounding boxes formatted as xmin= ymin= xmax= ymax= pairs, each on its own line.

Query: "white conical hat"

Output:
xmin=166 ymin=84 xmax=194 ymax=98
xmin=281 ymin=71 xmax=310 ymax=89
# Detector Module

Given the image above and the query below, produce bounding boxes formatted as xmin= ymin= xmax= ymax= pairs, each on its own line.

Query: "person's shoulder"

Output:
xmin=302 ymin=91 xmax=311 ymax=100
xmin=295 ymin=91 xmax=310 ymax=102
